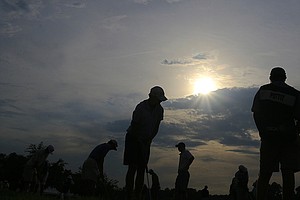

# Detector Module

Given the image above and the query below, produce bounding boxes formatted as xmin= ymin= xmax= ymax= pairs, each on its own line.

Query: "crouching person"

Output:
xmin=81 ymin=140 xmax=118 ymax=196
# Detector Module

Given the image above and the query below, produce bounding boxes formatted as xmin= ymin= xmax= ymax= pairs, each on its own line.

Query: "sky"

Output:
xmin=1 ymin=0 xmax=300 ymax=195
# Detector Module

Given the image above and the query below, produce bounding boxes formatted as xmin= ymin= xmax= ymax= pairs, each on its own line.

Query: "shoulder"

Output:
xmin=135 ymin=100 xmax=148 ymax=109
xmin=183 ymin=149 xmax=194 ymax=157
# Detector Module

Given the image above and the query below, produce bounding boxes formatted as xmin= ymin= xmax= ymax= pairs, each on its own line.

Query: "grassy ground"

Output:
xmin=0 ymin=189 xmax=100 ymax=200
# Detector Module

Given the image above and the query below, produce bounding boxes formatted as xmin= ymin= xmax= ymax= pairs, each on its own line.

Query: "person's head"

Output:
xmin=108 ymin=139 xmax=118 ymax=150
xmin=149 ymin=86 xmax=167 ymax=104
xmin=46 ymin=145 xmax=54 ymax=154
xmin=175 ymin=142 xmax=185 ymax=152
xmin=269 ymin=67 xmax=286 ymax=82
xmin=238 ymin=165 xmax=247 ymax=172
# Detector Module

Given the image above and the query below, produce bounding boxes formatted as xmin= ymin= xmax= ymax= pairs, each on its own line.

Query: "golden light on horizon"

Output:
xmin=193 ymin=77 xmax=217 ymax=95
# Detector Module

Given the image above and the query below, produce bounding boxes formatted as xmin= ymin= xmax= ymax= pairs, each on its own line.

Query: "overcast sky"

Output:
xmin=1 ymin=0 xmax=300 ymax=195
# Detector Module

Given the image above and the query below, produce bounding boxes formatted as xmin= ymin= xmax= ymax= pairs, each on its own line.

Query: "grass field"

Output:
xmin=0 ymin=189 xmax=101 ymax=200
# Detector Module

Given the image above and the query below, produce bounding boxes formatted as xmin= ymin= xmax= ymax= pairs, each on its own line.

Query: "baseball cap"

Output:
xmin=149 ymin=86 xmax=167 ymax=101
xmin=108 ymin=139 xmax=118 ymax=150
xmin=175 ymin=142 xmax=185 ymax=147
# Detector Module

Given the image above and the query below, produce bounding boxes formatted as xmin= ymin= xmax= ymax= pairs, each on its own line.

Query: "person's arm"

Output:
xmin=97 ymin=158 xmax=104 ymax=179
xmin=294 ymin=93 xmax=300 ymax=133
xmin=186 ymin=155 xmax=194 ymax=169
xmin=181 ymin=153 xmax=194 ymax=171
xmin=127 ymin=105 xmax=142 ymax=137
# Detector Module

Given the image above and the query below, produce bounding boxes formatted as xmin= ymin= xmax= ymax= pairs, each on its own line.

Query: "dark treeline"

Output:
xmin=1 ymin=142 xmax=298 ymax=200
xmin=0 ymin=145 xmax=229 ymax=200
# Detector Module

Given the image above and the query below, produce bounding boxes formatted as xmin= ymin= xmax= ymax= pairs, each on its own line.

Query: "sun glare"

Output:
xmin=194 ymin=77 xmax=217 ymax=95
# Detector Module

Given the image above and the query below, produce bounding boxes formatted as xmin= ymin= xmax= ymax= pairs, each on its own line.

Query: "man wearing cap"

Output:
xmin=22 ymin=145 xmax=54 ymax=192
xmin=175 ymin=142 xmax=194 ymax=200
xmin=123 ymin=86 xmax=167 ymax=200
xmin=252 ymin=67 xmax=300 ymax=200
xmin=81 ymin=139 xmax=118 ymax=196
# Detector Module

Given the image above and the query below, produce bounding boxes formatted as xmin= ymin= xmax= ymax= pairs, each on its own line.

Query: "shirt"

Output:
xmin=88 ymin=143 xmax=111 ymax=163
xmin=252 ymin=81 xmax=300 ymax=140
xmin=178 ymin=149 xmax=194 ymax=171
xmin=127 ymin=99 xmax=164 ymax=141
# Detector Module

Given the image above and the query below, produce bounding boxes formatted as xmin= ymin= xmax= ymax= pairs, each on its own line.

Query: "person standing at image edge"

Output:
xmin=252 ymin=67 xmax=300 ymax=200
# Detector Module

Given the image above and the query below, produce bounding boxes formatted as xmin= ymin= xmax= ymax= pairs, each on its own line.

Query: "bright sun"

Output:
xmin=193 ymin=77 xmax=217 ymax=95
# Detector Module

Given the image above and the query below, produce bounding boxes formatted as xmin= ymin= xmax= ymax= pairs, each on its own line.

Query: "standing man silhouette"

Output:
xmin=174 ymin=142 xmax=194 ymax=200
xmin=123 ymin=86 xmax=167 ymax=200
xmin=252 ymin=67 xmax=300 ymax=200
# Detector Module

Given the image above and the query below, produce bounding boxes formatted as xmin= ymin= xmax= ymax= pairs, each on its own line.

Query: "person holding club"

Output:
xmin=123 ymin=86 xmax=167 ymax=200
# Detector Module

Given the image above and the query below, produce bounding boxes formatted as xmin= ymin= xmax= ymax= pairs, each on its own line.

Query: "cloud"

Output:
xmin=192 ymin=53 xmax=210 ymax=60
xmin=161 ymin=52 xmax=214 ymax=66
xmin=133 ymin=0 xmax=151 ymax=5
xmin=166 ymin=0 xmax=182 ymax=3
xmin=0 ymin=0 xmax=43 ymax=20
xmin=101 ymin=15 xmax=127 ymax=32
xmin=0 ymin=22 xmax=22 ymax=37
xmin=64 ymin=2 xmax=86 ymax=8
xmin=161 ymin=59 xmax=192 ymax=66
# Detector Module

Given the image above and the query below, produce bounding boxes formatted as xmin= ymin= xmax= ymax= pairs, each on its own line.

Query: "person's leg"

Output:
xmin=126 ymin=164 xmax=137 ymax=199
xmin=282 ymin=169 xmax=295 ymax=200
xmin=256 ymin=171 xmax=272 ymax=200
xmin=135 ymin=165 xmax=146 ymax=199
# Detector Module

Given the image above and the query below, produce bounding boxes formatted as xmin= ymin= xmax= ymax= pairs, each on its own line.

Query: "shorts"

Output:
xmin=260 ymin=139 xmax=298 ymax=174
xmin=123 ymin=133 xmax=150 ymax=166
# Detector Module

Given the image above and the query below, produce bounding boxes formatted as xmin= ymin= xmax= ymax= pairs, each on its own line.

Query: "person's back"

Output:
xmin=252 ymin=67 xmax=300 ymax=200
xmin=253 ymin=81 xmax=299 ymax=142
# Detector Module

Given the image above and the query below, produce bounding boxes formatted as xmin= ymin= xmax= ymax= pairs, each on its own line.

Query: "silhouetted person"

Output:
xmin=58 ymin=174 xmax=74 ymax=200
xmin=22 ymin=145 xmax=54 ymax=192
xmin=252 ymin=67 xmax=300 ymax=200
xmin=81 ymin=139 xmax=118 ymax=196
xmin=250 ymin=180 xmax=257 ymax=200
xmin=201 ymin=185 xmax=209 ymax=199
xmin=229 ymin=176 xmax=238 ymax=200
xmin=295 ymin=186 xmax=300 ymax=200
xmin=148 ymin=169 xmax=160 ymax=200
xmin=267 ymin=182 xmax=282 ymax=200
xmin=123 ymin=86 xmax=167 ymax=200
xmin=234 ymin=165 xmax=250 ymax=200
xmin=37 ymin=160 xmax=50 ymax=195
xmin=174 ymin=142 xmax=194 ymax=200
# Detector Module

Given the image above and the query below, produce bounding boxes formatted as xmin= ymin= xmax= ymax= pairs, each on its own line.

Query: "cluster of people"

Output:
xmin=17 ymin=67 xmax=300 ymax=200
xmin=81 ymin=86 xmax=194 ymax=200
